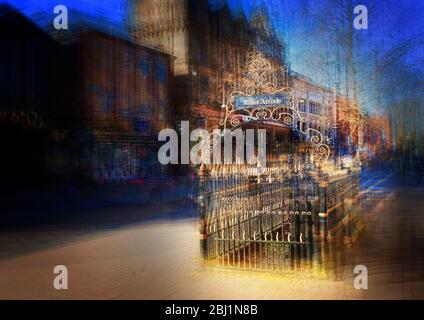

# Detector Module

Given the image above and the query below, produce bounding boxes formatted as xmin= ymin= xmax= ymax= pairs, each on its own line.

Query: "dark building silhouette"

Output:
xmin=0 ymin=5 xmax=173 ymax=187
xmin=0 ymin=6 xmax=69 ymax=188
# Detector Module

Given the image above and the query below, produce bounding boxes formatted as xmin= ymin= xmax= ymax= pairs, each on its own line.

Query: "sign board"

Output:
xmin=234 ymin=94 xmax=288 ymax=109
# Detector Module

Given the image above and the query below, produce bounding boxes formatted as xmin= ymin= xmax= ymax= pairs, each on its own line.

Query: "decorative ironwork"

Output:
xmin=220 ymin=51 xmax=331 ymax=161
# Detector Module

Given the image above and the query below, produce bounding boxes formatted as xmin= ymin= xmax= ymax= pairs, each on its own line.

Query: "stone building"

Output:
xmin=131 ymin=0 xmax=287 ymax=132
xmin=288 ymin=71 xmax=335 ymax=153
xmin=63 ymin=29 xmax=173 ymax=182
xmin=334 ymin=94 xmax=361 ymax=158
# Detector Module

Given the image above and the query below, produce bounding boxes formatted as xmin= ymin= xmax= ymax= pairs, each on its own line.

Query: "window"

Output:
xmin=139 ymin=104 xmax=151 ymax=119
xmin=309 ymin=101 xmax=321 ymax=115
xmin=156 ymin=57 xmax=167 ymax=84
xmin=134 ymin=104 xmax=151 ymax=133
xmin=140 ymin=56 xmax=150 ymax=77
xmin=299 ymin=101 xmax=307 ymax=113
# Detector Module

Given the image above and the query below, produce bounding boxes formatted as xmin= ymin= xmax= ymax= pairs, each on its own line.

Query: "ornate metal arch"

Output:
xmin=219 ymin=52 xmax=331 ymax=161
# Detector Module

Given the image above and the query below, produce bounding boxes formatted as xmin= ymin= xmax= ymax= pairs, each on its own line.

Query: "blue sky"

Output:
xmin=2 ymin=0 xmax=423 ymax=113
xmin=3 ymin=0 xmax=422 ymax=72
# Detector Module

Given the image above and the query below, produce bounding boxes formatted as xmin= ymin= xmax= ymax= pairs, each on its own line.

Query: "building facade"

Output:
xmin=0 ymin=6 xmax=66 ymax=187
xmin=334 ymin=94 xmax=361 ymax=159
xmin=0 ymin=6 xmax=173 ymax=185
xmin=132 ymin=0 xmax=287 ymax=132
xmin=362 ymin=114 xmax=391 ymax=165
xmin=65 ymin=30 xmax=173 ymax=182
xmin=288 ymin=72 xmax=335 ymax=154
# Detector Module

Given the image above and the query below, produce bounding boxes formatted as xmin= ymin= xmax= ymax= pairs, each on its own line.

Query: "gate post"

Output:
xmin=198 ymin=163 xmax=209 ymax=258
xmin=318 ymin=181 xmax=328 ymax=241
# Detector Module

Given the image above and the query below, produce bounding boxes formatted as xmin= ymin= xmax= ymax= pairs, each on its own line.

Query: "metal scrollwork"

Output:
xmin=220 ymin=51 xmax=331 ymax=161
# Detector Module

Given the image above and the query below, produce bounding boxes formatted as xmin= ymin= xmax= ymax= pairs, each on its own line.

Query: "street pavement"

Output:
xmin=0 ymin=172 xmax=423 ymax=299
